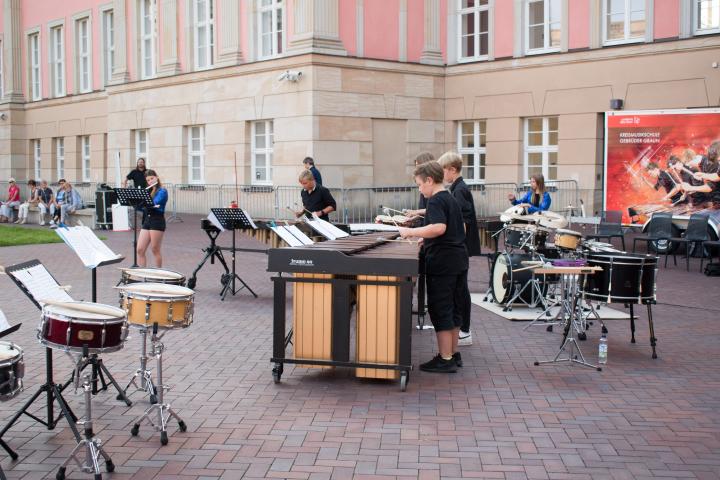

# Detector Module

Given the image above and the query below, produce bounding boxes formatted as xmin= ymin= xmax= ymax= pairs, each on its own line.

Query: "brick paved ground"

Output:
xmin=1 ymin=217 xmax=719 ymax=479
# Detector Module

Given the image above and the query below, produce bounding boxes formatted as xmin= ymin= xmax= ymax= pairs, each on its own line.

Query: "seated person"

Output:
xmin=507 ymin=173 xmax=551 ymax=213
xmin=49 ymin=179 xmax=67 ymax=226
xmin=0 ymin=178 xmax=21 ymax=223
xmin=52 ymin=182 xmax=83 ymax=228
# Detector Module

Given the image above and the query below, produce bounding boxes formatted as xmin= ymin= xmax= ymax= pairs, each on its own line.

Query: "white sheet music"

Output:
xmin=207 ymin=211 xmax=225 ymax=232
xmin=270 ymin=226 xmax=304 ymax=247
xmin=285 ymin=225 xmax=314 ymax=245
xmin=10 ymin=264 xmax=74 ymax=305
xmin=304 ymin=218 xmax=350 ymax=240
xmin=55 ymin=226 xmax=123 ymax=269
xmin=349 ymin=223 xmax=400 ymax=233
xmin=241 ymin=209 xmax=258 ymax=229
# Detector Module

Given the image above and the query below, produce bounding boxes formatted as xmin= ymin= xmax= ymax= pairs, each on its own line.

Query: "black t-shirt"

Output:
xmin=449 ymin=177 xmax=481 ymax=257
xmin=301 ymin=185 xmax=337 ymax=221
xmin=126 ymin=169 xmax=148 ymax=189
xmin=38 ymin=187 xmax=53 ymax=204
xmin=423 ymin=190 xmax=468 ymax=275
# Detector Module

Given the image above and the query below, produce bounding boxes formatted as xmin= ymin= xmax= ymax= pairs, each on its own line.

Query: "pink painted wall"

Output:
xmin=364 ymin=0 xmax=399 ymax=61
xmin=240 ymin=0 xmax=249 ymax=61
xmin=440 ymin=0 xmax=447 ymax=62
xmin=406 ymin=0 xmax=424 ymax=62
xmin=654 ymin=0 xmax=680 ymax=39
xmin=569 ymin=0 xmax=589 ymax=49
xmin=339 ymin=0 xmax=357 ymax=57
xmin=494 ymin=0 xmax=513 ymax=58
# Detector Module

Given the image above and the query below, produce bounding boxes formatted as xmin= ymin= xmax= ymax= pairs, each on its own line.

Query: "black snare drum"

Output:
xmin=581 ymin=253 xmax=657 ymax=304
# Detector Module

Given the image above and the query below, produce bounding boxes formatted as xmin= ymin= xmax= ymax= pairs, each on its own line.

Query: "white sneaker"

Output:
xmin=458 ymin=331 xmax=473 ymax=346
xmin=50 ymin=224 xmax=58 ymax=229
xmin=39 ymin=220 xmax=45 ymax=226
xmin=49 ymin=219 xmax=55 ymax=225
xmin=19 ymin=219 xmax=26 ymax=224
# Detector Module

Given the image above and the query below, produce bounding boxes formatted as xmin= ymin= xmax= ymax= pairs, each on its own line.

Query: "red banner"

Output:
xmin=605 ymin=110 xmax=720 ymax=223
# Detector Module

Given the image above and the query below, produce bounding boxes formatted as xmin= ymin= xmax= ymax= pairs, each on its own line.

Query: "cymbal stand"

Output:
xmin=483 ymin=227 xmax=509 ymax=303
xmin=120 ymin=327 xmax=157 ymax=404
xmin=129 ymin=323 xmax=186 ymax=445
xmin=56 ymin=347 xmax=115 ymax=480
xmin=534 ymin=273 xmax=601 ymax=371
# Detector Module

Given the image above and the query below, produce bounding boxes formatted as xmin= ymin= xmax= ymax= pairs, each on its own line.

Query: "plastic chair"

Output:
xmin=668 ymin=213 xmax=709 ymax=271
xmin=586 ymin=210 xmax=625 ymax=251
xmin=632 ymin=212 xmax=675 ymax=267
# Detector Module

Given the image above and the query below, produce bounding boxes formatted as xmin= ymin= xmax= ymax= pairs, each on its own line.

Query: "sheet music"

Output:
xmin=241 ymin=209 xmax=258 ymax=229
xmin=10 ymin=264 xmax=74 ymax=304
xmin=285 ymin=225 xmax=314 ymax=245
xmin=0 ymin=309 xmax=10 ymax=332
xmin=55 ymin=226 xmax=123 ymax=269
xmin=305 ymin=218 xmax=350 ymax=240
xmin=207 ymin=211 xmax=225 ymax=232
xmin=270 ymin=226 xmax=304 ymax=247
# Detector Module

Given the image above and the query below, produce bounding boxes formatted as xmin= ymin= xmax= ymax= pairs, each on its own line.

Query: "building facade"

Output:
xmin=0 ymin=0 xmax=718 ymax=211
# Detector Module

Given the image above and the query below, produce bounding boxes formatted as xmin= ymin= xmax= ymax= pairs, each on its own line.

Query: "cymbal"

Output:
xmin=499 ymin=205 xmax=526 ymax=223
xmin=535 ymin=210 xmax=568 ymax=229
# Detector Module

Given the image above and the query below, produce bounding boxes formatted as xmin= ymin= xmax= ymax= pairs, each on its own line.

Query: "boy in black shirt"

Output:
xmin=398 ymin=162 xmax=468 ymax=373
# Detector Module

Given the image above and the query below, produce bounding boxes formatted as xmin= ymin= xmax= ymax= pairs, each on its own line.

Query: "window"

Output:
xmin=603 ymin=0 xmax=645 ymax=44
xmin=55 ymin=137 xmax=65 ymax=180
xmin=50 ymin=26 xmax=65 ymax=97
xmin=457 ymin=121 xmax=486 ymax=183
xmin=257 ymin=0 xmax=284 ymax=59
xmin=140 ymin=0 xmax=157 ymax=79
xmin=194 ymin=0 xmax=214 ymax=69
xmin=32 ymin=140 xmax=41 ymax=179
xmin=102 ymin=10 xmax=115 ymax=85
xmin=187 ymin=126 xmax=205 ymax=184
xmin=135 ymin=129 xmax=149 ymax=165
xmin=694 ymin=0 xmax=720 ymax=34
xmin=525 ymin=117 xmax=558 ymax=181
xmin=29 ymin=33 xmax=41 ymax=100
xmin=81 ymin=136 xmax=91 ymax=181
xmin=76 ymin=17 xmax=92 ymax=93
xmin=252 ymin=120 xmax=273 ymax=184
xmin=458 ymin=0 xmax=489 ymax=62
xmin=525 ymin=0 xmax=561 ymax=53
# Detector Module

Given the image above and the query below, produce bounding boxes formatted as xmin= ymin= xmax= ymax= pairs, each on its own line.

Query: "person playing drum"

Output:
xmin=137 ymin=170 xmax=168 ymax=268
xmin=507 ymin=173 xmax=551 ymax=214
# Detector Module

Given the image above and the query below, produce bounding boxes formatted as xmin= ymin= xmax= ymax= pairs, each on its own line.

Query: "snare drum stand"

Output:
xmin=120 ymin=327 xmax=157 ymax=404
xmin=130 ymin=323 xmax=186 ymax=445
xmin=57 ymin=351 xmax=115 ymax=480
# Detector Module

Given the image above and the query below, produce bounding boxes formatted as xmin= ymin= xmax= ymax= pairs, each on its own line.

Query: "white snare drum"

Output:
xmin=120 ymin=283 xmax=195 ymax=329
xmin=0 ymin=342 xmax=24 ymax=401
xmin=39 ymin=302 xmax=129 ymax=354
xmin=554 ymin=229 xmax=583 ymax=250
xmin=120 ymin=268 xmax=186 ymax=286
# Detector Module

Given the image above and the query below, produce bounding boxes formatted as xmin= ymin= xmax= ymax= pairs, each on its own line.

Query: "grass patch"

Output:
xmin=0 ymin=225 xmax=106 ymax=247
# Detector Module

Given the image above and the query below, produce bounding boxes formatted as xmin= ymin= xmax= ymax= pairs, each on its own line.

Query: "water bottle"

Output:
xmin=598 ymin=334 xmax=608 ymax=364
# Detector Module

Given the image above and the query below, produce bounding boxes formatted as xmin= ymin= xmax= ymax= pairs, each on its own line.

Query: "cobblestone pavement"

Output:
xmin=1 ymin=217 xmax=719 ymax=479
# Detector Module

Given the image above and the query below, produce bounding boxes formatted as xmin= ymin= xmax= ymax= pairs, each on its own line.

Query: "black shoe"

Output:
xmin=420 ymin=355 xmax=458 ymax=373
xmin=453 ymin=352 xmax=463 ymax=368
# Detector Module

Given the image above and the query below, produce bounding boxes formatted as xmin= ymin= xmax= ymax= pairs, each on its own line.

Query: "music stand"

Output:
xmin=114 ymin=188 xmax=154 ymax=267
xmin=187 ymin=220 xmax=230 ymax=290
xmin=210 ymin=208 xmax=258 ymax=300
xmin=1 ymin=260 xmax=82 ymax=461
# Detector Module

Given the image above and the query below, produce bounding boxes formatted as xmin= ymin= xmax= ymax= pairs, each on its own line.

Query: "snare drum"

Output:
xmin=505 ymin=224 xmax=548 ymax=249
xmin=120 ymin=283 xmax=195 ymax=329
xmin=554 ymin=229 xmax=583 ymax=250
xmin=0 ymin=342 xmax=24 ymax=401
xmin=39 ymin=302 xmax=128 ymax=354
xmin=120 ymin=268 xmax=186 ymax=286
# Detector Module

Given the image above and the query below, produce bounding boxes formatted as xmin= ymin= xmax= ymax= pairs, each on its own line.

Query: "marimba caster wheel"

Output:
xmin=578 ymin=332 xmax=587 ymax=341
xmin=272 ymin=363 xmax=283 ymax=383
xmin=178 ymin=420 xmax=187 ymax=432
xmin=56 ymin=467 xmax=66 ymax=480
xmin=187 ymin=278 xmax=196 ymax=289
xmin=160 ymin=431 xmax=168 ymax=446
xmin=602 ymin=326 xmax=608 ymax=334
xmin=106 ymin=460 xmax=115 ymax=473
xmin=130 ymin=424 xmax=140 ymax=436
xmin=546 ymin=325 xmax=553 ymax=333
xmin=400 ymin=371 xmax=409 ymax=392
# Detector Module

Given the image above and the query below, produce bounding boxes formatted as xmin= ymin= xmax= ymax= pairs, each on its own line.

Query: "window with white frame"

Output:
xmin=457 ymin=121 xmax=486 ymax=183
xmin=603 ymin=0 xmax=645 ymax=44
xmin=458 ymin=0 xmax=489 ymax=62
xmin=55 ymin=137 xmax=65 ymax=180
xmin=694 ymin=0 xmax=720 ymax=34
xmin=32 ymin=140 xmax=41 ymax=179
xmin=76 ymin=17 xmax=92 ymax=93
xmin=50 ymin=26 xmax=65 ymax=97
xmin=525 ymin=0 xmax=561 ymax=53
xmin=252 ymin=120 xmax=273 ymax=184
xmin=135 ymin=129 xmax=149 ymax=165
xmin=525 ymin=117 xmax=558 ymax=181
xmin=81 ymin=136 xmax=91 ymax=181
xmin=29 ymin=33 xmax=41 ymax=100
xmin=102 ymin=10 xmax=115 ymax=85
xmin=194 ymin=0 xmax=214 ymax=69
xmin=257 ymin=0 xmax=284 ymax=59
xmin=187 ymin=126 xmax=205 ymax=184
xmin=139 ymin=0 xmax=157 ymax=79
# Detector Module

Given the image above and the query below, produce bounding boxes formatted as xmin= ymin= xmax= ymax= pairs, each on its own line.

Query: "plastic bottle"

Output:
xmin=598 ymin=334 xmax=608 ymax=364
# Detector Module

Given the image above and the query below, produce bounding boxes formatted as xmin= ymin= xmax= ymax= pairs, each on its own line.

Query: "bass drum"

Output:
xmin=491 ymin=252 xmax=546 ymax=304
xmin=581 ymin=253 xmax=658 ymax=304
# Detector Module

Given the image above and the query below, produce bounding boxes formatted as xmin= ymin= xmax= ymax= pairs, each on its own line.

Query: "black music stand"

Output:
xmin=1 ymin=260 xmax=82 ymax=461
xmin=187 ymin=220 xmax=230 ymax=290
xmin=210 ymin=208 xmax=258 ymax=300
xmin=114 ymin=187 xmax=154 ymax=267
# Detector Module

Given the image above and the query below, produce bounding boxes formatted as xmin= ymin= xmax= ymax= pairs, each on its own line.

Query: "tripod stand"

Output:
xmin=187 ymin=221 xmax=230 ymax=290
xmin=209 ymin=208 xmax=258 ymax=300
xmin=120 ymin=327 xmax=157 ymax=404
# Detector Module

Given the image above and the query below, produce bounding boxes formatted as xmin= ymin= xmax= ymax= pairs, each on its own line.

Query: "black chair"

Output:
xmin=668 ymin=213 xmax=710 ymax=271
xmin=701 ymin=239 xmax=720 ymax=271
xmin=586 ymin=210 xmax=625 ymax=251
xmin=632 ymin=212 xmax=675 ymax=267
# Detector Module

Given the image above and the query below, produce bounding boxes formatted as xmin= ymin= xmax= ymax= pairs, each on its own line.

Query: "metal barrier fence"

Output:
xmin=468 ymin=183 xmax=518 ymax=218
xmin=517 ymin=179 xmax=581 ymax=214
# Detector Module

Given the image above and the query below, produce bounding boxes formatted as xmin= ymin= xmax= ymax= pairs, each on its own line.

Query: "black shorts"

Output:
xmin=142 ymin=214 xmax=166 ymax=231
xmin=426 ymin=271 xmax=467 ymax=332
